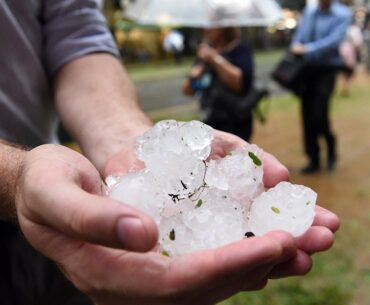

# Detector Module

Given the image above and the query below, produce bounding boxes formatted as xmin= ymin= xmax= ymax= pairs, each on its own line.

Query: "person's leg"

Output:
xmin=0 ymin=221 xmax=94 ymax=305
xmin=315 ymin=68 xmax=337 ymax=171
xmin=300 ymin=69 xmax=321 ymax=173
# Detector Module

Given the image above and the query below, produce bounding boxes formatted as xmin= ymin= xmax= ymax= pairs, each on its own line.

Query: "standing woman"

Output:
xmin=182 ymin=26 xmax=254 ymax=141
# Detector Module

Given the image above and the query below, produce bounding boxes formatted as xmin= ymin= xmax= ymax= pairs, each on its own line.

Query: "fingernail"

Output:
xmin=116 ymin=217 xmax=149 ymax=251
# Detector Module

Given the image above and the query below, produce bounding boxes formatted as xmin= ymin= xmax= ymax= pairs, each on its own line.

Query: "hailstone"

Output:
xmin=107 ymin=120 xmax=316 ymax=256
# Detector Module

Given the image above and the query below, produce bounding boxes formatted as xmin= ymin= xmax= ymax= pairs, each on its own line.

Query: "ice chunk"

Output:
xmin=205 ymin=145 xmax=264 ymax=207
xmin=159 ymin=189 xmax=248 ymax=256
xmin=249 ymin=182 xmax=317 ymax=237
xmin=135 ymin=120 xmax=213 ymax=198
xmin=109 ymin=170 xmax=168 ymax=225
xmin=141 ymin=152 xmax=206 ymax=198
xmin=136 ymin=120 xmax=213 ymax=163
xmin=108 ymin=120 xmax=317 ymax=256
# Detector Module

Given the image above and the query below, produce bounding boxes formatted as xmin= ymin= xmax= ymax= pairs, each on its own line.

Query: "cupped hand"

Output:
xmin=14 ymin=144 xmax=300 ymax=305
xmin=15 ymin=144 xmax=158 ymax=253
xmin=15 ymin=129 xmax=340 ymax=304
xmin=208 ymin=130 xmax=339 ymax=282
xmin=267 ymin=206 xmax=340 ymax=279
xmin=104 ymin=128 xmax=339 ymax=254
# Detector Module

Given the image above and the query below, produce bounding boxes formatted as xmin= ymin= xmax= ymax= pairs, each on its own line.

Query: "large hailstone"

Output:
xmin=107 ymin=120 xmax=317 ymax=256
xmin=249 ymin=182 xmax=317 ymax=237
xmin=135 ymin=120 xmax=212 ymax=198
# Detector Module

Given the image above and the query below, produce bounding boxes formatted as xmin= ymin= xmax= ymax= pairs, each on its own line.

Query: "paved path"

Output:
xmin=133 ymin=54 xmax=284 ymax=113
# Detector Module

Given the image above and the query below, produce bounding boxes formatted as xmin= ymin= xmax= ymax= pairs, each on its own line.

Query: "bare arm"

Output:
xmin=198 ymin=43 xmax=243 ymax=93
xmin=210 ymin=53 xmax=243 ymax=92
xmin=0 ymin=141 xmax=26 ymax=221
xmin=53 ymin=53 xmax=152 ymax=173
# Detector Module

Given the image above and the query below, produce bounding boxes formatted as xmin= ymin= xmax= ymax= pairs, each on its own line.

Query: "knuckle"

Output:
xmin=68 ymin=206 xmax=91 ymax=238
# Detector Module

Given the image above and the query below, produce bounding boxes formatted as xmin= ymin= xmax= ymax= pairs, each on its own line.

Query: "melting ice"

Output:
xmin=108 ymin=120 xmax=316 ymax=256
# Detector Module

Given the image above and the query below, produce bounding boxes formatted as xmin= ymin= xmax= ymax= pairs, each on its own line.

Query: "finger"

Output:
xmin=269 ymin=250 xmax=312 ymax=279
xmin=204 ymin=265 xmax=272 ymax=304
xmin=244 ymin=277 xmax=269 ymax=291
xmin=23 ymin=181 xmax=158 ymax=252
xmin=18 ymin=222 xmax=135 ymax=298
xmin=313 ymin=206 xmax=340 ymax=232
xmin=166 ymin=231 xmax=296 ymax=292
xmin=19 ymin=149 xmax=158 ymax=252
xmin=262 ymin=152 xmax=290 ymax=187
xmin=210 ymin=130 xmax=246 ymax=159
xmin=296 ymin=226 xmax=334 ymax=254
xmin=104 ymin=150 xmax=145 ymax=177
xmin=25 ymin=229 xmax=296 ymax=305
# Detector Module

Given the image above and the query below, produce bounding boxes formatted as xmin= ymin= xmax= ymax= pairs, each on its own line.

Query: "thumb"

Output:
xmin=19 ymin=181 xmax=158 ymax=252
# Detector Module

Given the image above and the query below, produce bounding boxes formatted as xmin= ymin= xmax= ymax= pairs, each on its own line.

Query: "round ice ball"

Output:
xmin=108 ymin=170 xmax=168 ymax=225
xmin=249 ymin=182 xmax=317 ymax=237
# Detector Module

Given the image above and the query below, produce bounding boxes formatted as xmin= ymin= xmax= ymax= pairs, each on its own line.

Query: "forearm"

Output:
xmin=210 ymin=55 xmax=243 ymax=93
xmin=54 ymin=53 xmax=152 ymax=172
xmin=0 ymin=140 xmax=26 ymax=222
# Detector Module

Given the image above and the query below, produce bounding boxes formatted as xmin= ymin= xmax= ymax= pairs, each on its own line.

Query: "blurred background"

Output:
xmin=93 ymin=1 xmax=370 ymax=304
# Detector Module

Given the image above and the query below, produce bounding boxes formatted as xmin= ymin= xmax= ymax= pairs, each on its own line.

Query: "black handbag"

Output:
xmin=271 ymin=52 xmax=305 ymax=95
xmin=240 ymin=82 xmax=269 ymax=114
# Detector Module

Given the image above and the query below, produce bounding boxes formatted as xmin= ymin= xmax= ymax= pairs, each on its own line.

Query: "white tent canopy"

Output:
xmin=123 ymin=0 xmax=283 ymax=27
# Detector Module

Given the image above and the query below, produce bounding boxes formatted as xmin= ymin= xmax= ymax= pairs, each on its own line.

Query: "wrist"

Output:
xmin=212 ymin=54 xmax=225 ymax=65
xmin=0 ymin=141 xmax=27 ymax=222
xmin=79 ymin=112 xmax=153 ymax=174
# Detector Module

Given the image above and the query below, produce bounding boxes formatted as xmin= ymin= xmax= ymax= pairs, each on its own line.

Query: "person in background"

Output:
xmin=0 ymin=1 xmax=340 ymax=305
xmin=339 ymin=19 xmax=363 ymax=96
xmin=363 ymin=12 xmax=370 ymax=72
xmin=291 ymin=0 xmax=352 ymax=174
xmin=163 ymin=29 xmax=185 ymax=64
xmin=182 ymin=26 xmax=255 ymax=141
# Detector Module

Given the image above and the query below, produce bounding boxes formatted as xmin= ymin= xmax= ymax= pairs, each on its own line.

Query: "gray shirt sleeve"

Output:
xmin=42 ymin=0 xmax=119 ymax=76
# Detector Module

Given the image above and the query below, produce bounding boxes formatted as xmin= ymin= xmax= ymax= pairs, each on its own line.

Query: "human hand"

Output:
xmin=291 ymin=43 xmax=306 ymax=55
xmin=268 ymin=206 xmax=340 ymax=279
xmin=189 ymin=64 xmax=205 ymax=78
xmin=103 ymin=124 xmax=152 ymax=177
xmin=80 ymin=131 xmax=338 ymax=305
xmin=14 ymin=144 xmax=299 ymax=305
xmin=197 ymin=43 xmax=218 ymax=63
xmin=208 ymin=130 xmax=339 ymax=281
xmin=15 ymin=144 xmax=158 ymax=252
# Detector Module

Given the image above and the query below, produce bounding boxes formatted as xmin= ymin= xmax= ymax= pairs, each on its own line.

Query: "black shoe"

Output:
xmin=300 ymin=162 xmax=320 ymax=174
